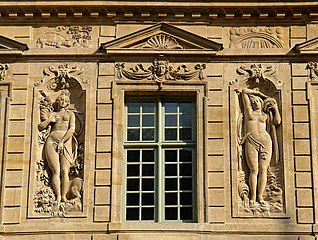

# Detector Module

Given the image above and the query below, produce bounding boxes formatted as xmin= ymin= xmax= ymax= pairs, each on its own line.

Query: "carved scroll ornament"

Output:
xmin=0 ymin=63 xmax=9 ymax=81
xmin=116 ymin=55 xmax=205 ymax=88
xmin=230 ymin=27 xmax=283 ymax=49
xmin=307 ymin=62 xmax=318 ymax=81
xmin=39 ymin=63 xmax=85 ymax=90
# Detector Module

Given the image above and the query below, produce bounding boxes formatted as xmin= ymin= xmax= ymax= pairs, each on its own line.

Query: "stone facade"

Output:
xmin=0 ymin=1 xmax=318 ymax=239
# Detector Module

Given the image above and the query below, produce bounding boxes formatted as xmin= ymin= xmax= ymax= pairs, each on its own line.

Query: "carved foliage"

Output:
xmin=34 ymin=64 xmax=85 ymax=217
xmin=134 ymin=34 xmax=183 ymax=49
xmin=116 ymin=55 xmax=205 ymax=87
xmin=232 ymin=64 xmax=285 ymax=217
xmin=0 ymin=63 xmax=9 ymax=81
xmin=307 ymin=62 xmax=318 ymax=81
xmin=230 ymin=27 xmax=283 ymax=49
xmin=36 ymin=26 xmax=92 ymax=48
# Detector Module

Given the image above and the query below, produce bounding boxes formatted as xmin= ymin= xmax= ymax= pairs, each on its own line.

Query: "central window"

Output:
xmin=124 ymin=97 xmax=196 ymax=222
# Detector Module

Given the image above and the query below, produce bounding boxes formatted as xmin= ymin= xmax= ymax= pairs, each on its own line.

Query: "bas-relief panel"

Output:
xmin=33 ymin=26 xmax=93 ymax=48
xmin=229 ymin=64 xmax=287 ymax=217
xmin=29 ymin=63 xmax=90 ymax=218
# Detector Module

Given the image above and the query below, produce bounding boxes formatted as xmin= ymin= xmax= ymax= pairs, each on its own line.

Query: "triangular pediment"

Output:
xmin=101 ymin=22 xmax=223 ymax=55
xmin=295 ymin=37 xmax=318 ymax=55
xmin=0 ymin=35 xmax=28 ymax=54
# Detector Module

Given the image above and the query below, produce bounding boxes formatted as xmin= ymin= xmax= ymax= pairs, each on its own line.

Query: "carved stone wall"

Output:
xmin=0 ymin=2 xmax=317 ymax=239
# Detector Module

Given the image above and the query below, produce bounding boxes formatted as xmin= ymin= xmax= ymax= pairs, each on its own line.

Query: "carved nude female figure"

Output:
xmin=38 ymin=90 xmax=75 ymax=204
xmin=241 ymin=88 xmax=281 ymax=207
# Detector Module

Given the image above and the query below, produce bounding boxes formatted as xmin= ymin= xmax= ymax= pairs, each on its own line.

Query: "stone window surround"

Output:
xmin=110 ymin=79 xmax=207 ymax=231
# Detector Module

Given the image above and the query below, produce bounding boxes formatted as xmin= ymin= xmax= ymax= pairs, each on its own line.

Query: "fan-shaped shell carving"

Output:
xmin=142 ymin=34 xmax=183 ymax=50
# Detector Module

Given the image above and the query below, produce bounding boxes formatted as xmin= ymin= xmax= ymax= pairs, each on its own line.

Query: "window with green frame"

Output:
xmin=124 ymin=97 xmax=196 ymax=222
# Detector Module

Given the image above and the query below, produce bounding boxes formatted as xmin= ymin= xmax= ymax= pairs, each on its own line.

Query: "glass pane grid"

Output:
xmin=126 ymin=149 xmax=155 ymax=221
xmin=164 ymin=101 xmax=193 ymax=142
xmin=164 ymin=149 xmax=193 ymax=221
xmin=127 ymin=101 xmax=156 ymax=142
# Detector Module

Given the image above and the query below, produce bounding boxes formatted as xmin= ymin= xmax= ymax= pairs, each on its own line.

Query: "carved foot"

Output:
xmin=249 ymin=200 xmax=258 ymax=208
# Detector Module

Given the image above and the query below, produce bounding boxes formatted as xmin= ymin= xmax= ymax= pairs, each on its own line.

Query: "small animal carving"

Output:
xmin=36 ymin=32 xmax=73 ymax=48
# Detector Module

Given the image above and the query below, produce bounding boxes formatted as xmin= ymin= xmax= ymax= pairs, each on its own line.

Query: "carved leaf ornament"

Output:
xmin=116 ymin=55 xmax=205 ymax=88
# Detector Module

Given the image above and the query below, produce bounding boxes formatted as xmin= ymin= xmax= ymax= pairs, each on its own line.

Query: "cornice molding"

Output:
xmin=0 ymin=2 xmax=316 ymax=22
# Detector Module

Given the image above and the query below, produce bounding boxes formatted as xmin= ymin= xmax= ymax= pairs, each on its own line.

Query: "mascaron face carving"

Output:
xmin=115 ymin=55 xmax=206 ymax=88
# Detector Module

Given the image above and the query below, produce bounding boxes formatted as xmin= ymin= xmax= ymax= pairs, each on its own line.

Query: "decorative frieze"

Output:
xmin=116 ymin=55 xmax=205 ymax=88
xmin=36 ymin=26 xmax=92 ymax=48
xmin=230 ymin=27 xmax=283 ymax=48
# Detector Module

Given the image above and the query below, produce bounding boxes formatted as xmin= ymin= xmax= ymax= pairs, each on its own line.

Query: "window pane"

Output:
xmin=180 ymin=115 xmax=191 ymax=126
xmin=165 ymin=129 xmax=177 ymax=140
xmin=142 ymin=179 xmax=154 ymax=191
xmin=180 ymin=178 xmax=192 ymax=190
xmin=165 ymin=207 xmax=178 ymax=220
xmin=128 ymin=115 xmax=140 ymax=127
xmin=179 ymin=128 xmax=192 ymax=140
xmin=142 ymin=193 xmax=154 ymax=205
xmin=165 ymin=164 xmax=177 ymax=176
xmin=142 ymin=115 xmax=154 ymax=127
xmin=165 ymin=150 xmax=177 ymax=162
xmin=141 ymin=208 xmax=154 ymax=220
xmin=179 ymin=164 xmax=192 ymax=176
xmin=126 ymin=208 xmax=139 ymax=220
xmin=180 ymin=207 xmax=193 ymax=220
xmin=127 ymin=179 xmax=140 ymax=191
xmin=165 ymin=102 xmax=177 ymax=113
xmin=127 ymin=102 xmax=140 ymax=113
xmin=128 ymin=129 xmax=140 ymax=141
xmin=127 ymin=165 xmax=139 ymax=177
xmin=127 ymin=150 xmax=140 ymax=162
xmin=180 ymin=192 xmax=192 ymax=205
xmin=127 ymin=193 xmax=139 ymax=206
xmin=165 ymin=115 xmax=177 ymax=127
xmin=180 ymin=150 xmax=192 ymax=162
xmin=142 ymin=102 xmax=155 ymax=113
xmin=142 ymin=150 xmax=154 ymax=162
xmin=142 ymin=164 xmax=154 ymax=176
xmin=165 ymin=193 xmax=178 ymax=205
xmin=165 ymin=179 xmax=177 ymax=191
xmin=179 ymin=102 xmax=192 ymax=114
xmin=142 ymin=129 xmax=154 ymax=141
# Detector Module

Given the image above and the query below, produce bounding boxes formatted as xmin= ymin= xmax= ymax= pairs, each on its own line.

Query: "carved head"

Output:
xmin=56 ymin=90 xmax=71 ymax=109
xmin=249 ymin=95 xmax=263 ymax=110
xmin=154 ymin=55 xmax=169 ymax=77
xmin=263 ymin=97 xmax=276 ymax=113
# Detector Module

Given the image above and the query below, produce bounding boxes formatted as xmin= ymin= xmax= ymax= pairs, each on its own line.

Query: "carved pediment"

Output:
xmin=101 ymin=22 xmax=222 ymax=55
xmin=0 ymin=35 xmax=28 ymax=54
xmin=295 ymin=37 xmax=318 ymax=54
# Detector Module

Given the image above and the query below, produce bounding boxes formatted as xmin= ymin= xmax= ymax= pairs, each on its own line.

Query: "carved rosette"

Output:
xmin=231 ymin=64 xmax=285 ymax=217
xmin=230 ymin=27 xmax=283 ymax=48
xmin=36 ymin=26 xmax=92 ymax=48
xmin=307 ymin=62 xmax=318 ymax=81
xmin=0 ymin=63 xmax=9 ymax=81
xmin=116 ymin=55 xmax=205 ymax=88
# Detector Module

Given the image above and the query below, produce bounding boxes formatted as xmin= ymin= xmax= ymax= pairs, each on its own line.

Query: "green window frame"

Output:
xmin=124 ymin=97 xmax=197 ymax=222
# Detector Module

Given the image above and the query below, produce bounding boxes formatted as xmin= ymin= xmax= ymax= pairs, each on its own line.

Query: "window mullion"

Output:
xmin=157 ymin=97 xmax=163 ymax=222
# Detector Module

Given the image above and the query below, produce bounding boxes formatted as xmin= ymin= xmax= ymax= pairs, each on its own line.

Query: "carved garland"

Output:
xmin=115 ymin=55 xmax=205 ymax=88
